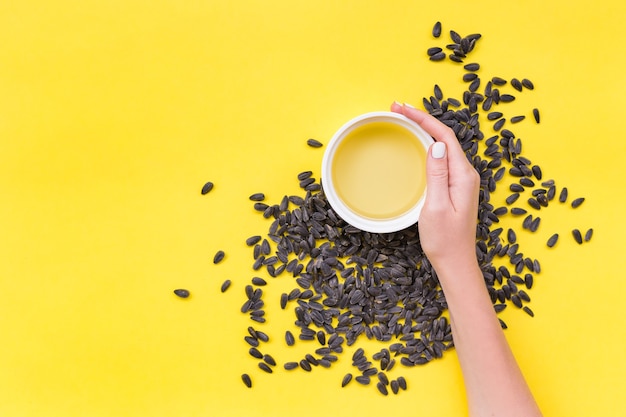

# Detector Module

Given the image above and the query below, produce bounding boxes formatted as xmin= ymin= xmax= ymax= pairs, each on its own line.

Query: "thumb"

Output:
xmin=424 ymin=142 xmax=450 ymax=208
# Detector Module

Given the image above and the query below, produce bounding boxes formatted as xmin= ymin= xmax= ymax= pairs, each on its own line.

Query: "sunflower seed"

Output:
xmin=246 ymin=235 xmax=262 ymax=246
xmin=511 ymin=78 xmax=523 ymax=91
xmin=506 ymin=193 xmax=520 ymax=205
xmin=213 ymin=250 xmax=225 ymax=264
xmin=464 ymin=62 xmax=480 ymax=71
xmin=355 ymin=375 xmax=370 ymax=385
xmin=173 ymin=289 xmax=190 ymax=298
xmin=263 ymin=354 xmax=276 ymax=366
xmin=584 ymin=228 xmax=593 ymax=242
xmin=522 ymin=78 xmax=534 ymax=89
xmin=427 ymin=47 xmax=443 ymax=56
xmin=510 ymin=207 xmax=527 ymax=215
xmin=432 ymin=21 xmax=442 ymax=38
xmin=249 ymin=347 xmax=263 ymax=359
xmin=220 ymin=280 xmax=231 ymax=293
xmin=377 ymin=382 xmax=389 ymax=396
xmin=342 ymin=373 xmax=353 ymax=387
xmin=493 ymin=118 xmax=506 ymax=131
xmin=201 ymin=182 xmax=214 ymax=195
xmin=285 ymin=330 xmax=295 ymax=346
xmin=571 ymin=197 xmax=585 ymax=208
xmin=430 ymin=51 xmax=446 ymax=61
xmin=258 ymin=362 xmax=273 ymax=373
xmin=572 ymin=229 xmax=583 ymax=244
xmin=397 ymin=376 xmax=407 ymax=390
xmin=299 ymin=360 xmax=312 ymax=371
xmin=284 ymin=362 xmax=298 ymax=370
xmin=559 ymin=187 xmax=568 ymax=203
xmin=522 ymin=306 xmax=534 ymax=317
xmin=249 ymin=193 xmax=265 ymax=201
xmin=391 ymin=380 xmax=400 ymax=394
xmin=500 ymin=94 xmax=515 ymax=102
xmin=241 ymin=374 xmax=252 ymax=388
xmin=307 ymin=138 xmax=323 ymax=148
xmin=533 ymin=108 xmax=540 ymax=123
xmin=547 ymin=234 xmax=559 ymax=248
xmin=510 ymin=115 xmax=525 ymax=123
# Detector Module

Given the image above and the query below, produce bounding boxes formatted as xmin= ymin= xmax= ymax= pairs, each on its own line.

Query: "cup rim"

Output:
xmin=321 ymin=111 xmax=434 ymax=233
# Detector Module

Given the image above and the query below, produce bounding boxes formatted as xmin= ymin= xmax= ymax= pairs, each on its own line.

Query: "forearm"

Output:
xmin=435 ymin=261 xmax=542 ymax=417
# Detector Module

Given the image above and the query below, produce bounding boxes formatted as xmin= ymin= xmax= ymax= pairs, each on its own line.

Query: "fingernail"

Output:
xmin=403 ymin=102 xmax=416 ymax=109
xmin=431 ymin=142 xmax=446 ymax=159
xmin=393 ymin=101 xmax=402 ymax=107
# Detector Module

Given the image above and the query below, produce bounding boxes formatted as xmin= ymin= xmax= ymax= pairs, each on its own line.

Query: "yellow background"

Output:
xmin=1 ymin=1 xmax=625 ymax=416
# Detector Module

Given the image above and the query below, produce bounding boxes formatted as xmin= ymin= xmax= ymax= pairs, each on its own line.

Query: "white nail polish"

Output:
xmin=431 ymin=142 xmax=446 ymax=159
xmin=403 ymin=102 xmax=416 ymax=109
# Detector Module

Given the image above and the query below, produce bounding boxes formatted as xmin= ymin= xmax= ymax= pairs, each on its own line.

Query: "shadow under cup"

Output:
xmin=322 ymin=112 xmax=434 ymax=233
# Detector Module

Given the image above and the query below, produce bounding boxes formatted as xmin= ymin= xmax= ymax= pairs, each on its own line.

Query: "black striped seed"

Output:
xmin=492 ymin=76 xmax=507 ymax=86
xmin=522 ymin=78 xmax=534 ymax=89
xmin=464 ymin=62 xmax=480 ymax=71
xmin=285 ymin=331 xmax=295 ymax=346
xmin=241 ymin=373 xmax=252 ymax=388
xmin=584 ymin=228 xmax=593 ymax=242
xmin=391 ymin=380 xmax=400 ymax=394
xmin=547 ymin=234 xmax=559 ymax=248
xmin=251 ymin=277 xmax=267 ymax=286
xmin=559 ymin=187 xmax=568 ymax=203
xmin=249 ymin=193 xmax=265 ymax=201
xmin=263 ymin=354 xmax=276 ymax=366
xmin=493 ymin=118 xmax=506 ymax=131
xmin=506 ymin=193 xmax=520 ymax=205
xmin=397 ymin=376 xmax=407 ymax=390
xmin=571 ymin=197 xmax=585 ymax=208
xmin=220 ymin=280 xmax=231 ymax=293
xmin=342 ymin=373 xmax=353 ymax=387
xmin=500 ymin=94 xmax=515 ymax=102
xmin=528 ymin=198 xmax=541 ymax=210
xmin=523 ymin=306 xmax=534 ymax=317
xmin=510 ymin=207 xmax=527 ymax=215
xmin=213 ymin=250 xmax=225 ymax=264
xmin=572 ymin=229 xmax=583 ymax=244
xmin=533 ymin=108 xmax=540 ymax=123
xmin=249 ymin=347 xmax=263 ymax=359
xmin=427 ymin=47 xmax=443 ymax=56
xmin=246 ymin=235 xmax=262 ymax=246
xmin=299 ymin=360 xmax=312 ymax=371
xmin=377 ymin=382 xmax=389 ymax=396
xmin=510 ymin=115 xmax=525 ymax=123
xmin=284 ymin=362 xmax=298 ymax=370
xmin=487 ymin=111 xmax=503 ymax=120
xmin=511 ymin=78 xmax=523 ymax=91
xmin=201 ymin=181 xmax=214 ymax=195
xmin=306 ymin=138 xmax=323 ymax=148
xmin=256 ymin=330 xmax=269 ymax=343
xmin=173 ymin=289 xmax=190 ymax=298
xmin=429 ymin=51 xmax=446 ymax=61
xmin=355 ymin=375 xmax=370 ymax=385
xmin=280 ymin=293 xmax=288 ymax=309
xmin=258 ymin=362 xmax=273 ymax=373
xmin=432 ymin=21 xmax=442 ymax=38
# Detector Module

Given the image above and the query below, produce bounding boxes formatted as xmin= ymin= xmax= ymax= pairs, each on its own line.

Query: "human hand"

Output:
xmin=390 ymin=102 xmax=480 ymax=275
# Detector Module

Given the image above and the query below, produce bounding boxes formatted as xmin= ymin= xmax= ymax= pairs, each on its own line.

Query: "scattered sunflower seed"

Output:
xmin=249 ymin=193 xmax=265 ymax=201
xmin=173 ymin=289 xmax=190 ymax=298
xmin=306 ymin=138 xmax=323 ymax=148
xmin=213 ymin=250 xmax=225 ymax=264
xmin=547 ymin=234 xmax=559 ymax=248
xmin=221 ymin=280 xmax=231 ymax=293
xmin=584 ymin=228 xmax=593 ymax=242
xmin=571 ymin=197 xmax=585 ymax=208
xmin=201 ymin=182 xmax=214 ymax=195
xmin=241 ymin=373 xmax=252 ymax=388
xmin=432 ymin=21 xmax=442 ymax=38
xmin=572 ymin=229 xmax=583 ymax=244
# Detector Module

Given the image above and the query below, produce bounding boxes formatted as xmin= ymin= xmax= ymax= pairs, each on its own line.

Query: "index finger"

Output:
xmin=392 ymin=104 xmax=468 ymax=165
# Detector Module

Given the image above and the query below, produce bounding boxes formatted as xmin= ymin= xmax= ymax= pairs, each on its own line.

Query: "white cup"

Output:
xmin=321 ymin=111 xmax=433 ymax=233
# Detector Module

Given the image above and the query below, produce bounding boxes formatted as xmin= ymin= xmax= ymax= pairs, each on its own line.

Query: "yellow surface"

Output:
xmin=1 ymin=1 xmax=625 ymax=416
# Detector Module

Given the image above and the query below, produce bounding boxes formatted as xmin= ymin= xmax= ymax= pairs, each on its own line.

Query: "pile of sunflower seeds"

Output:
xmin=198 ymin=22 xmax=592 ymax=394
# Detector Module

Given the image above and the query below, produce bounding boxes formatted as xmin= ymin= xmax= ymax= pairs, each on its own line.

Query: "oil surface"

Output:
xmin=331 ymin=121 xmax=426 ymax=219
